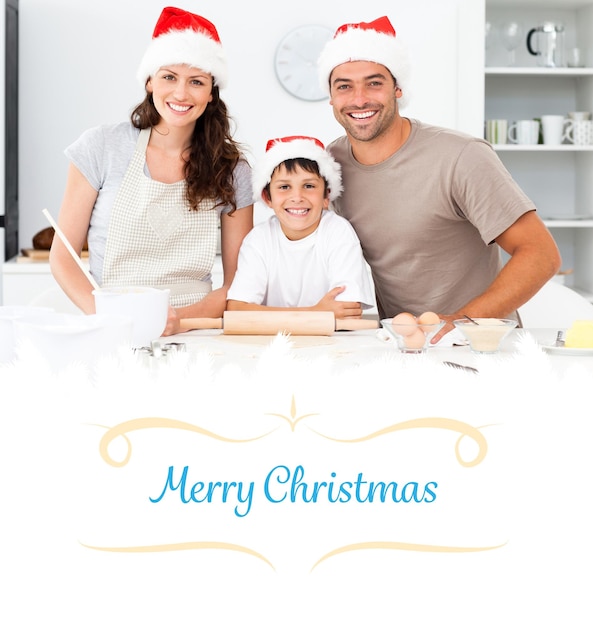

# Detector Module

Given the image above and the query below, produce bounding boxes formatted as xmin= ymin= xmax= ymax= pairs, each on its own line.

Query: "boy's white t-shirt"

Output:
xmin=227 ymin=210 xmax=375 ymax=308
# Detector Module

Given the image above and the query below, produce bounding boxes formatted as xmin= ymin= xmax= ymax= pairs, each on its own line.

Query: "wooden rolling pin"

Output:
xmin=179 ymin=310 xmax=379 ymax=336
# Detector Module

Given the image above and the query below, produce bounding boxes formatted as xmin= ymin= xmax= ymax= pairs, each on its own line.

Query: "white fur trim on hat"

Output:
xmin=136 ymin=27 xmax=228 ymax=88
xmin=317 ymin=22 xmax=411 ymax=109
xmin=252 ymin=137 xmax=343 ymax=202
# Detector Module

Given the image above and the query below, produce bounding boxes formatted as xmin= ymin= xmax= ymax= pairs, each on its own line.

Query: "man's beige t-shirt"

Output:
xmin=328 ymin=119 xmax=535 ymax=319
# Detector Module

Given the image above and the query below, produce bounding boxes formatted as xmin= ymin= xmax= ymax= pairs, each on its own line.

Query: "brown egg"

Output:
xmin=404 ymin=328 xmax=427 ymax=349
xmin=417 ymin=311 xmax=441 ymax=334
xmin=391 ymin=312 xmax=417 ymax=336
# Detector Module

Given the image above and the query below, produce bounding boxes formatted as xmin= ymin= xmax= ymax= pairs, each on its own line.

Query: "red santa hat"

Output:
xmin=317 ymin=16 xmax=411 ymax=108
xmin=136 ymin=6 xmax=228 ymax=88
xmin=252 ymin=136 xmax=343 ymax=202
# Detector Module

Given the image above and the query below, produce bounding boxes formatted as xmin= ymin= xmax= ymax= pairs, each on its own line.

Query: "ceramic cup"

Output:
xmin=485 ymin=120 xmax=508 ymax=144
xmin=93 ymin=286 xmax=170 ymax=348
xmin=568 ymin=111 xmax=592 ymax=121
xmin=567 ymin=47 xmax=585 ymax=68
xmin=485 ymin=119 xmax=508 ymax=144
xmin=566 ymin=119 xmax=593 ymax=145
xmin=540 ymin=115 xmax=571 ymax=145
xmin=508 ymin=119 xmax=540 ymax=145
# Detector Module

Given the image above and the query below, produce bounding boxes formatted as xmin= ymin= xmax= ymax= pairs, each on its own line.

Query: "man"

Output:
xmin=317 ymin=16 xmax=561 ymax=341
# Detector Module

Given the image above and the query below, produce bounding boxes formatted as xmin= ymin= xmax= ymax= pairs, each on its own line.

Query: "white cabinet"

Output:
xmin=485 ymin=0 xmax=593 ymax=300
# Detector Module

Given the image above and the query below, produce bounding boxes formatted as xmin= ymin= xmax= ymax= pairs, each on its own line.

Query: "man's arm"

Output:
xmin=432 ymin=211 xmax=561 ymax=342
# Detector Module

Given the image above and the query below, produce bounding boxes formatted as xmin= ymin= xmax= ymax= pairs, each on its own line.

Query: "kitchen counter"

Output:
xmin=145 ymin=326 xmax=593 ymax=377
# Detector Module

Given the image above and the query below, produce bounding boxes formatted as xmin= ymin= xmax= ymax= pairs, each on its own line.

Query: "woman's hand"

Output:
xmin=162 ymin=306 xmax=180 ymax=336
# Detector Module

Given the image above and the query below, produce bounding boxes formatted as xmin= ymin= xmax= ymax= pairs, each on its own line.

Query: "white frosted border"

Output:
xmin=1 ymin=333 xmax=592 ymax=624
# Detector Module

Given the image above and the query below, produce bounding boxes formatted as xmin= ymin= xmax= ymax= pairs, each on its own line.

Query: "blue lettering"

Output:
xmin=290 ymin=465 xmax=311 ymax=502
xmin=423 ymin=481 xmax=438 ymax=502
xmin=264 ymin=465 xmax=290 ymax=503
xmin=149 ymin=466 xmax=254 ymax=517
xmin=338 ymin=482 xmax=352 ymax=502
xmin=149 ymin=465 xmax=191 ymax=503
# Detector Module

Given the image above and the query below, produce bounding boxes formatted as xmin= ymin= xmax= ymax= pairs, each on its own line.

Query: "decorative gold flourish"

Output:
xmin=80 ymin=540 xmax=275 ymax=570
xmin=311 ymin=539 xmax=507 ymax=571
xmin=96 ymin=417 xmax=273 ymax=468
xmin=313 ymin=417 xmax=490 ymax=467
xmin=265 ymin=394 xmax=318 ymax=432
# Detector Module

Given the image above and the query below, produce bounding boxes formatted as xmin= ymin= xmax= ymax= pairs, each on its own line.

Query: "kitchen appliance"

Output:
xmin=526 ymin=22 xmax=565 ymax=67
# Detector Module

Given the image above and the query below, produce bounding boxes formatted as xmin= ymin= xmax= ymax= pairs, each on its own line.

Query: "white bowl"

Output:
xmin=0 ymin=306 xmax=54 ymax=363
xmin=93 ymin=286 xmax=170 ymax=348
xmin=453 ymin=318 xmax=517 ymax=354
xmin=13 ymin=312 xmax=133 ymax=370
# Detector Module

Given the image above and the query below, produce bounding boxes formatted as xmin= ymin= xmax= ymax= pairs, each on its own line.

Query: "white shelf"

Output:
xmin=543 ymin=219 xmax=593 ymax=227
xmin=488 ymin=0 xmax=592 ymax=9
xmin=486 ymin=0 xmax=593 ymax=299
xmin=494 ymin=144 xmax=593 ymax=151
xmin=486 ymin=67 xmax=593 ymax=76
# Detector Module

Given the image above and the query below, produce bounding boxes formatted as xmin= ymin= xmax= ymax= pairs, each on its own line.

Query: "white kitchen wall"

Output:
xmin=17 ymin=0 xmax=483 ymax=249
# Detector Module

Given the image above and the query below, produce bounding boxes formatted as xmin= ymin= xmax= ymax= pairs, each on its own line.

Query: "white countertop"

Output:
xmin=144 ymin=327 xmax=593 ymax=377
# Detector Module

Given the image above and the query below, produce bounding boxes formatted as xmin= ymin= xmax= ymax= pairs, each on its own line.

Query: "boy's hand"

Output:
xmin=315 ymin=286 xmax=362 ymax=319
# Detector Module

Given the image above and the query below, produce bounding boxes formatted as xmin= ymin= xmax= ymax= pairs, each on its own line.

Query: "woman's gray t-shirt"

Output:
xmin=65 ymin=121 xmax=252 ymax=283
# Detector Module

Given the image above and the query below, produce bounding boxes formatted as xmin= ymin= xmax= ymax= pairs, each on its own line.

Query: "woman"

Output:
xmin=49 ymin=7 xmax=253 ymax=335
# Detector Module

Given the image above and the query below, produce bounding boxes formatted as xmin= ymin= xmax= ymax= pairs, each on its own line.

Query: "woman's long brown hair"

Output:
xmin=131 ymin=85 xmax=243 ymax=214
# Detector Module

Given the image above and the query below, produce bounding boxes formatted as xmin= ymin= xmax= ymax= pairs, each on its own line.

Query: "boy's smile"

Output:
xmin=285 ymin=207 xmax=310 ymax=216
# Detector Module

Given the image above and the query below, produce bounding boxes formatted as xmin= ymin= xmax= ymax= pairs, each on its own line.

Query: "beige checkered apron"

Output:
xmin=101 ymin=128 xmax=218 ymax=307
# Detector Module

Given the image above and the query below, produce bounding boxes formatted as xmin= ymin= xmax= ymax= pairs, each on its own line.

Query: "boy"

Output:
xmin=227 ymin=135 xmax=374 ymax=319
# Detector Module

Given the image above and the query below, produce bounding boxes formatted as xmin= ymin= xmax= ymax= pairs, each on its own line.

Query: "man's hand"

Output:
xmin=430 ymin=314 xmax=457 ymax=344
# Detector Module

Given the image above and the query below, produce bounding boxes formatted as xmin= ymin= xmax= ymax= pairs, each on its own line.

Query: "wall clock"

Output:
xmin=274 ymin=25 xmax=333 ymax=101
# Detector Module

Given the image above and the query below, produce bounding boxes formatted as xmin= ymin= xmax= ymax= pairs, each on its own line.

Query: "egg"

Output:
xmin=404 ymin=328 xmax=427 ymax=349
xmin=391 ymin=312 xmax=417 ymax=336
xmin=417 ymin=311 xmax=441 ymax=333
